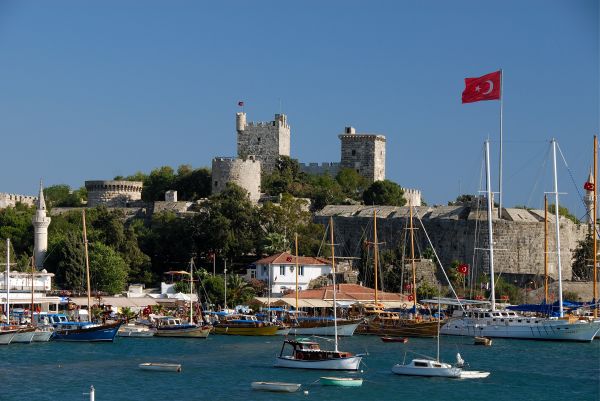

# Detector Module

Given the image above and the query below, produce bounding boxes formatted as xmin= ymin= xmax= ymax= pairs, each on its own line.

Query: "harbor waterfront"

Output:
xmin=0 ymin=335 xmax=598 ymax=401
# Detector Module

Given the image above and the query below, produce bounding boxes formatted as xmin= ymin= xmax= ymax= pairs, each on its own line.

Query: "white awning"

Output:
xmin=69 ymin=297 xmax=158 ymax=308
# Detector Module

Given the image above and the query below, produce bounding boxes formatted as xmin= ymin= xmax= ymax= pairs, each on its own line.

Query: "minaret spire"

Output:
xmin=32 ymin=179 xmax=51 ymax=270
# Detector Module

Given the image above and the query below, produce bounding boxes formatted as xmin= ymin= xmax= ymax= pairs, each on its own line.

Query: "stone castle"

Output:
xmin=0 ymin=193 xmax=37 ymax=209
xmin=85 ymin=180 xmax=143 ymax=207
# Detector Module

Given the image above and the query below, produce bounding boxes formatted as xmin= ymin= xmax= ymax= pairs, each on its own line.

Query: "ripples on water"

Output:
xmin=0 ymin=336 xmax=598 ymax=401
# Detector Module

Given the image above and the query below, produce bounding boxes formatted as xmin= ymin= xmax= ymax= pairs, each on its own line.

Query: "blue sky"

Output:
xmin=0 ymin=1 xmax=598 ymax=217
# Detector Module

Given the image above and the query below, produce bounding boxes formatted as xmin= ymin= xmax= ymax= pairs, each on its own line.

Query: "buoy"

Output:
xmin=304 ymin=390 xmax=309 ymax=395
xmin=360 ymin=370 xmax=364 ymax=373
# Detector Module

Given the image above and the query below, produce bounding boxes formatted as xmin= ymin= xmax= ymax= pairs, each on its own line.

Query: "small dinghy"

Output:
xmin=251 ymin=382 xmax=301 ymax=392
xmin=138 ymin=363 xmax=182 ymax=372
xmin=320 ymin=377 xmax=363 ymax=387
xmin=459 ymin=370 xmax=491 ymax=379
xmin=380 ymin=336 xmax=408 ymax=343
xmin=474 ymin=336 xmax=492 ymax=346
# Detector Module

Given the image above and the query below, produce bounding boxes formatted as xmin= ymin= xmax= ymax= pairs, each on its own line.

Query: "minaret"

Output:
xmin=584 ymin=168 xmax=595 ymax=225
xmin=32 ymin=180 xmax=51 ymax=270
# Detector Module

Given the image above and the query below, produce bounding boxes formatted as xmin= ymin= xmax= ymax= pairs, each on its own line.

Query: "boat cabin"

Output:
xmin=279 ymin=339 xmax=353 ymax=360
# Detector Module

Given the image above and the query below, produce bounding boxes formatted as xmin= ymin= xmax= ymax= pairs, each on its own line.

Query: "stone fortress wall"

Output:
xmin=299 ymin=162 xmax=342 ymax=177
xmin=316 ymin=205 xmax=586 ymax=281
xmin=211 ymin=156 xmax=262 ymax=203
xmin=236 ymin=112 xmax=290 ymax=174
xmin=85 ymin=180 xmax=143 ymax=207
xmin=0 ymin=193 xmax=37 ymax=209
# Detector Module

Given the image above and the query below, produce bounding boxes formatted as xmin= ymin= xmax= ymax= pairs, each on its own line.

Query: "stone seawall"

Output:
xmin=316 ymin=205 xmax=586 ymax=281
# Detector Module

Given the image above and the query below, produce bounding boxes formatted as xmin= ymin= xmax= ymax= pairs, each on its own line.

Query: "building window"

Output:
xmin=262 ymin=266 xmax=268 ymax=276
xmin=214 ymin=181 xmax=218 ymax=187
xmin=280 ymin=265 xmax=285 ymax=275
xmin=299 ymin=266 xmax=305 ymax=276
xmin=351 ymin=150 xmax=356 ymax=156
xmin=250 ymin=270 xmax=256 ymax=279
xmin=258 ymin=137 xmax=261 ymax=143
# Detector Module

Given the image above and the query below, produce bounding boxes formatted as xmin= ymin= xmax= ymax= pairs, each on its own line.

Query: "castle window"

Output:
xmin=356 ymin=169 xmax=359 ymax=173
xmin=351 ymin=150 xmax=356 ymax=156
xmin=258 ymin=137 xmax=261 ymax=143
xmin=214 ymin=181 xmax=218 ymax=187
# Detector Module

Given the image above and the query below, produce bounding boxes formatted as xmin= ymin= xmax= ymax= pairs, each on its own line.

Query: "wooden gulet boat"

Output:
xmin=213 ymin=314 xmax=278 ymax=336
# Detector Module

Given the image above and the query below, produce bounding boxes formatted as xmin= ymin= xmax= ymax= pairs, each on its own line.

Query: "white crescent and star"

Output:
xmin=475 ymin=80 xmax=494 ymax=94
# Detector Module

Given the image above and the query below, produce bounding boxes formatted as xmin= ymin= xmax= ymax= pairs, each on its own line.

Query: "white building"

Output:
xmin=0 ymin=270 xmax=61 ymax=315
xmin=246 ymin=252 xmax=332 ymax=296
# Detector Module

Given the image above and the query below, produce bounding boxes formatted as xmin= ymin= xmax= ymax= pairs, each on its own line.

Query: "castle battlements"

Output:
xmin=0 ymin=193 xmax=37 ymax=209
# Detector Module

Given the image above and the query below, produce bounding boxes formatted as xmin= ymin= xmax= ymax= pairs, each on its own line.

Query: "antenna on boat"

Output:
xmin=550 ymin=139 xmax=564 ymax=317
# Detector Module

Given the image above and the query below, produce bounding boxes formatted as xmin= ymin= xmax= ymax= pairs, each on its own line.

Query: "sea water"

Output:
xmin=0 ymin=335 xmax=598 ymax=401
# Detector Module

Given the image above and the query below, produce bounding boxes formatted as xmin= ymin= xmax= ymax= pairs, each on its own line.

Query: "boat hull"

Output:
xmin=360 ymin=320 xmax=439 ymax=338
xmin=441 ymin=318 xmax=600 ymax=342
xmin=32 ymin=330 xmax=53 ymax=342
xmin=213 ymin=325 xmax=278 ymax=336
xmin=274 ymin=355 xmax=362 ymax=371
xmin=12 ymin=329 xmax=36 ymax=344
xmin=155 ymin=325 xmax=210 ymax=338
xmin=52 ymin=322 xmax=121 ymax=342
xmin=320 ymin=377 xmax=363 ymax=386
xmin=0 ymin=330 xmax=18 ymax=345
xmin=139 ymin=363 xmax=181 ymax=372
xmin=288 ymin=321 xmax=360 ymax=337
xmin=251 ymin=382 xmax=301 ymax=392
xmin=391 ymin=364 xmax=461 ymax=378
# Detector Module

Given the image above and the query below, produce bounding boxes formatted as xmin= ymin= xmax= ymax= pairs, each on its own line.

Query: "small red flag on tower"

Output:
xmin=584 ymin=181 xmax=595 ymax=191
xmin=462 ymin=71 xmax=502 ymax=103
xmin=238 ymin=101 xmax=244 ymax=107
xmin=457 ymin=264 xmax=469 ymax=275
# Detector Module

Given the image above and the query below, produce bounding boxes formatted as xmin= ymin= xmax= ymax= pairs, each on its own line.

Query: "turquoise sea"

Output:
xmin=1 ymin=335 xmax=598 ymax=401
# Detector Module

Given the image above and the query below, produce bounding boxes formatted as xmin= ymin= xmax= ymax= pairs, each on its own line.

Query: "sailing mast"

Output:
xmin=329 ymin=217 xmax=339 ymax=352
xmin=31 ymin=255 xmax=35 ymax=327
xmin=551 ymin=139 xmax=564 ymax=317
xmin=82 ymin=210 xmax=92 ymax=319
xmin=544 ymin=195 xmax=549 ymax=303
xmin=409 ymin=203 xmax=417 ymax=313
xmin=5 ymin=238 xmax=10 ymax=324
xmin=189 ymin=258 xmax=194 ymax=324
xmin=295 ymin=233 xmax=299 ymax=313
xmin=485 ymin=141 xmax=497 ymax=311
xmin=594 ymin=135 xmax=598 ymax=319
xmin=373 ymin=209 xmax=379 ymax=305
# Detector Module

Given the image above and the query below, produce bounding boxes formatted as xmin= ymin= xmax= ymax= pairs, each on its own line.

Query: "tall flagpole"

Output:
xmin=498 ymin=68 xmax=504 ymax=219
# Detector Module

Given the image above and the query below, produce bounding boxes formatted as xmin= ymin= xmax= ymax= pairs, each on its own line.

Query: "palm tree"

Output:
xmin=227 ymin=275 xmax=255 ymax=306
xmin=120 ymin=306 xmax=137 ymax=322
xmin=263 ymin=232 xmax=289 ymax=255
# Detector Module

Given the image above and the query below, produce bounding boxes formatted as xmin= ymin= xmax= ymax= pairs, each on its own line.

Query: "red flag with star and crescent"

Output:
xmin=462 ymin=71 xmax=502 ymax=104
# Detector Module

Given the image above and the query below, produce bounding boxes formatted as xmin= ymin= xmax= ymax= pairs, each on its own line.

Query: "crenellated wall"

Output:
xmin=0 ymin=193 xmax=37 ymax=209
xmin=85 ymin=180 xmax=143 ymax=207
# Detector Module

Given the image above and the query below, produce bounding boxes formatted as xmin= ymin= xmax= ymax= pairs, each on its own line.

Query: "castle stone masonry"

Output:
xmin=212 ymin=156 xmax=262 ymax=203
xmin=0 ymin=193 xmax=37 ymax=209
xmin=339 ymin=126 xmax=386 ymax=182
xmin=236 ymin=112 xmax=290 ymax=174
xmin=85 ymin=180 xmax=143 ymax=207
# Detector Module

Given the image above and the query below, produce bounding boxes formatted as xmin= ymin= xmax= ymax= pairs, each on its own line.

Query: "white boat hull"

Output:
xmin=0 ymin=331 xmax=17 ymax=345
xmin=118 ymin=325 xmax=155 ymax=337
xmin=12 ymin=330 xmax=36 ymax=344
xmin=459 ymin=370 xmax=490 ymax=379
xmin=441 ymin=318 xmax=600 ymax=342
xmin=392 ymin=364 xmax=461 ymax=378
xmin=288 ymin=322 xmax=360 ymax=337
xmin=275 ymin=355 xmax=362 ymax=370
xmin=139 ymin=363 xmax=181 ymax=372
xmin=33 ymin=330 xmax=53 ymax=342
xmin=275 ymin=327 xmax=291 ymax=336
xmin=251 ymin=382 xmax=301 ymax=392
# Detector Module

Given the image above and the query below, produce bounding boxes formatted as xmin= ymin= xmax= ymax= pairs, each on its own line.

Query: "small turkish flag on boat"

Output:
xmin=238 ymin=101 xmax=244 ymax=107
xmin=457 ymin=264 xmax=469 ymax=275
xmin=584 ymin=181 xmax=595 ymax=191
xmin=462 ymin=71 xmax=502 ymax=103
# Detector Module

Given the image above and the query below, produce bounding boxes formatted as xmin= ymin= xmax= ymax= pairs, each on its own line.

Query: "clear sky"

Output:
xmin=1 ymin=1 xmax=598 ymax=217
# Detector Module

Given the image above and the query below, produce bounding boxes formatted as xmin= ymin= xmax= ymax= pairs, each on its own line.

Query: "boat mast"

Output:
xmin=594 ymin=135 xmax=598 ymax=319
xmin=82 ymin=210 xmax=92 ymax=318
xmin=409 ymin=203 xmax=417 ymax=313
xmin=436 ymin=295 xmax=441 ymax=362
xmin=189 ymin=258 xmax=193 ymax=324
xmin=31 ymin=255 xmax=35 ymax=327
xmin=267 ymin=256 xmax=271 ymax=322
xmin=485 ymin=141 xmax=496 ymax=311
xmin=374 ymin=209 xmax=378 ymax=305
xmin=5 ymin=238 xmax=10 ymax=324
xmin=329 ymin=217 xmax=339 ymax=352
xmin=295 ymin=233 xmax=299 ymax=313
xmin=224 ymin=259 xmax=227 ymax=311
xmin=551 ymin=139 xmax=564 ymax=318
xmin=544 ymin=195 xmax=549 ymax=303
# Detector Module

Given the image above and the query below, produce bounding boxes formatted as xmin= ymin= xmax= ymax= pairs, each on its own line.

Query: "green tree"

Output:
xmin=335 ymin=168 xmax=369 ymax=200
xmin=89 ymin=242 xmax=129 ymax=295
xmin=46 ymin=231 xmax=86 ymax=292
xmin=174 ymin=166 xmax=211 ymax=200
xmin=571 ymin=233 xmax=593 ymax=281
xmin=227 ymin=274 xmax=255 ymax=306
xmin=44 ymin=184 xmax=86 ymax=208
xmin=200 ymin=274 xmax=225 ymax=307
xmin=0 ymin=203 xmax=34 ymax=265
xmin=363 ymin=180 xmax=406 ymax=206
xmin=142 ymin=166 xmax=176 ymax=201
xmin=548 ymin=204 xmax=579 ymax=224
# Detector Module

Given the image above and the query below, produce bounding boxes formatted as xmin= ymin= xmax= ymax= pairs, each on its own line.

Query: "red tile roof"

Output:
xmin=254 ymin=252 xmax=330 ymax=266
xmin=282 ymin=283 xmax=407 ymax=302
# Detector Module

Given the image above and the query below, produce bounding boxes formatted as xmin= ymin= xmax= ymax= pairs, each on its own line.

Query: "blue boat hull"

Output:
xmin=52 ymin=322 xmax=121 ymax=342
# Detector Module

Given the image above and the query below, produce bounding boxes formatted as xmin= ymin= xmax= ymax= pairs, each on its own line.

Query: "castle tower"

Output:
xmin=339 ymin=126 xmax=386 ymax=182
xmin=32 ymin=180 xmax=51 ymax=270
xmin=211 ymin=156 xmax=262 ymax=203
xmin=584 ymin=168 xmax=594 ymax=225
xmin=236 ymin=112 xmax=290 ymax=174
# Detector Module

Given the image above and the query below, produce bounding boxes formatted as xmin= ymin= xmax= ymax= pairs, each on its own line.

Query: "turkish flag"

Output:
xmin=584 ymin=181 xmax=595 ymax=191
xmin=238 ymin=101 xmax=244 ymax=107
xmin=457 ymin=264 xmax=469 ymax=275
xmin=462 ymin=71 xmax=502 ymax=103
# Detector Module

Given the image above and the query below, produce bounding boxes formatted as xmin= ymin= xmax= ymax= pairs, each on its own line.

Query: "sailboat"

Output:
xmin=392 ymin=296 xmax=489 ymax=379
xmin=51 ymin=210 xmax=121 ymax=342
xmin=274 ymin=218 xmax=363 ymax=370
xmin=360 ymin=207 xmax=439 ymax=338
xmin=155 ymin=258 xmax=211 ymax=338
xmin=441 ymin=140 xmax=600 ymax=341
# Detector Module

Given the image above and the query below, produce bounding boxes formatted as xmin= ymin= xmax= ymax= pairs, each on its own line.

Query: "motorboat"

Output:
xmin=288 ymin=317 xmax=361 ymax=337
xmin=48 ymin=314 xmax=121 ymax=342
xmin=320 ymin=377 xmax=363 ymax=386
xmin=118 ymin=323 xmax=155 ymax=337
xmin=32 ymin=327 xmax=54 ymax=342
xmin=274 ymin=338 xmax=362 ymax=370
xmin=474 ymin=336 xmax=492 ymax=346
xmin=154 ymin=317 xmax=210 ymax=338
xmin=139 ymin=363 xmax=181 ymax=372
xmin=251 ymin=382 xmax=302 ymax=392
xmin=380 ymin=336 xmax=408 ymax=343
